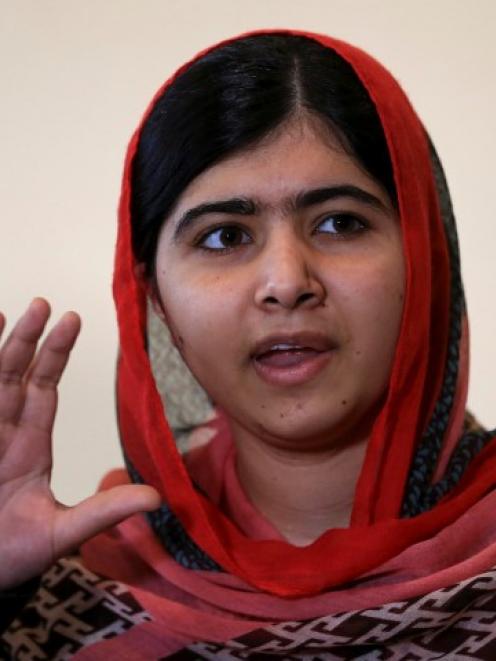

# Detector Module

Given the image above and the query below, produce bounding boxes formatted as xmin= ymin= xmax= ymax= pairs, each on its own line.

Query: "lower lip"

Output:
xmin=252 ymin=350 xmax=333 ymax=387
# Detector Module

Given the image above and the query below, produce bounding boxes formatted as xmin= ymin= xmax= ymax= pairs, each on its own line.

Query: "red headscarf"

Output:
xmin=110 ymin=28 xmax=496 ymax=600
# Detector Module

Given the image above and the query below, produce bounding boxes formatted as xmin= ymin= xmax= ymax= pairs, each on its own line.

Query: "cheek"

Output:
xmin=333 ymin=253 xmax=405 ymax=371
xmin=158 ymin=268 xmax=244 ymax=363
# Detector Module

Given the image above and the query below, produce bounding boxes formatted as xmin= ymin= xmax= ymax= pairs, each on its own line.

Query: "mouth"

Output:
xmin=251 ymin=332 xmax=335 ymax=387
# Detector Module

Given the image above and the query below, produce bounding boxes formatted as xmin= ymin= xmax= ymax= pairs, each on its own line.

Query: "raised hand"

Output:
xmin=0 ymin=299 xmax=160 ymax=590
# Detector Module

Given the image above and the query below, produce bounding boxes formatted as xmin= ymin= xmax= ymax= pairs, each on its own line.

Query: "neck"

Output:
xmin=231 ymin=425 xmax=367 ymax=546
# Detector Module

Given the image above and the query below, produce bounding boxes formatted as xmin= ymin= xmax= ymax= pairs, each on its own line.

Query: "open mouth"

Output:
xmin=255 ymin=346 xmax=324 ymax=368
xmin=251 ymin=336 xmax=334 ymax=387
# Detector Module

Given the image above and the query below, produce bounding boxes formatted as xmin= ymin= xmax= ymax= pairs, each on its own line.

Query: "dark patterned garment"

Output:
xmin=0 ymin=558 xmax=150 ymax=660
xmin=3 ymin=559 xmax=496 ymax=659
xmin=177 ymin=570 xmax=496 ymax=659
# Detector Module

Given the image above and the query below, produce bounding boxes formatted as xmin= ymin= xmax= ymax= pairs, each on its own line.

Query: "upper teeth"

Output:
xmin=271 ymin=343 xmax=302 ymax=350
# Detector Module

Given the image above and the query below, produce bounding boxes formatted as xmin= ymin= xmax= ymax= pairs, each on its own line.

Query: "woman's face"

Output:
xmin=154 ymin=117 xmax=405 ymax=453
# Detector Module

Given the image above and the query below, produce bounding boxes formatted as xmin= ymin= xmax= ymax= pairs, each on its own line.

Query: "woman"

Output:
xmin=2 ymin=28 xmax=496 ymax=659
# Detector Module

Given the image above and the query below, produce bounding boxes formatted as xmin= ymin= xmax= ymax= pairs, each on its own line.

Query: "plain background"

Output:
xmin=1 ymin=0 xmax=495 ymax=504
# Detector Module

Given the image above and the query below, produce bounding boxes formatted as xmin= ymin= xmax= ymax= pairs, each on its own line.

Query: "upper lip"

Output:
xmin=251 ymin=331 xmax=336 ymax=359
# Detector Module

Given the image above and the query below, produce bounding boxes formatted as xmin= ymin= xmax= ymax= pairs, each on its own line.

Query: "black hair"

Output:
xmin=130 ymin=33 xmax=396 ymax=276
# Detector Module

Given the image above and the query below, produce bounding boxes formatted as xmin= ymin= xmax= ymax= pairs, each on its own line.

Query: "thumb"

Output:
xmin=53 ymin=484 xmax=161 ymax=556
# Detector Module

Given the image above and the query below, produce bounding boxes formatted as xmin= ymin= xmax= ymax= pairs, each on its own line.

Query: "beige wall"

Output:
xmin=1 ymin=0 xmax=495 ymax=504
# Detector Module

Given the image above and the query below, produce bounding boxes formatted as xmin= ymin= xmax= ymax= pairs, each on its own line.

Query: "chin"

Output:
xmin=248 ymin=407 xmax=361 ymax=453
xmin=243 ymin=396 xmax=380 ymax=452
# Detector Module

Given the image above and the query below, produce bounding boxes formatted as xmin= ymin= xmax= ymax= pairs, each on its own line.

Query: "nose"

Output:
xmin=254 ymin=230 xmax=326 ymax=311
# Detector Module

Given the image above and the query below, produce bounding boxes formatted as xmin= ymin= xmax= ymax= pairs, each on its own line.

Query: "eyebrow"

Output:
xmin=172 ymin=184 xmax=389 ymax=241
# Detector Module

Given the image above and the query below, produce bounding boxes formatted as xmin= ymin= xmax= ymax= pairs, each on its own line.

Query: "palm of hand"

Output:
xmin=0 ymin=299 xmax=160 ymax=590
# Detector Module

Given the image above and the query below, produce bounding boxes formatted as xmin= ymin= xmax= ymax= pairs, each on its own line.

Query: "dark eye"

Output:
xmin=198 ymin=225 xmax=251 ymax=251
xmin=317 ymin=214 xmax=366 ymax=235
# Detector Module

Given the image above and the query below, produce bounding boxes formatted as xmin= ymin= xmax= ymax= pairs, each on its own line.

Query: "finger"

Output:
xmin=20 ymin=311 xmax=81 ymax=435
xmin=54 ymin=485 xmax=162 ymax=556
xmin=0 ymin=299 xmax=51 ymax=426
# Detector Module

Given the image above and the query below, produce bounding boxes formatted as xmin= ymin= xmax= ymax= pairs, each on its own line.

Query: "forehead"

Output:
xmin=167 ymin=116 xmax=389 ymax=220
